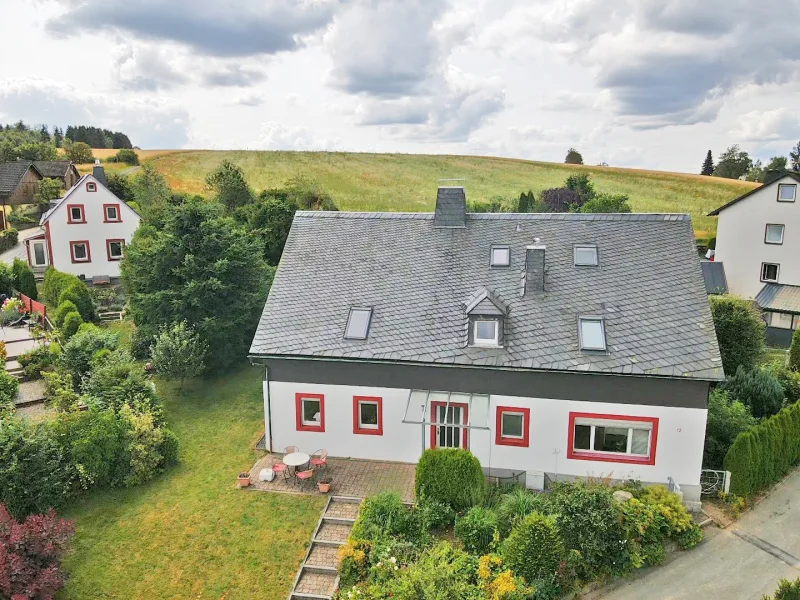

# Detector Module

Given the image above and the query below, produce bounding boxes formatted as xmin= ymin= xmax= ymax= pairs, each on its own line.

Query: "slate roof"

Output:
xmin=700 ymin=261 xmax=728 ymax=295
xmin=708 ymin=172 xmax=800 ymax=216
xmin=756 ymin=284 xmax=800 ymax=314
xmin=32 ymin=161 xmax=74 ymax=179
xmin=0 ymin=162 xmax=41 ymax=195
xmin=251 ymin=210 xmax=724 ymax=381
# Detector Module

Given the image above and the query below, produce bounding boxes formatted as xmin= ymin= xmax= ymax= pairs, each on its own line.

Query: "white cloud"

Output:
xmin=254 ymin=122 xmax=341 ymax=151
xmin=731 ymin=108 xmax=800 ymax=142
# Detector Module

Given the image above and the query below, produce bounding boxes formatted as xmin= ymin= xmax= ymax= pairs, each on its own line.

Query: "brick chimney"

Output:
xmin=525 ymin=240 xmax=546 ymax=295
xmin=92 ymin=159 xmax=107 ymax=187
xmin=434 ymin=185 xmax=467 ymax=228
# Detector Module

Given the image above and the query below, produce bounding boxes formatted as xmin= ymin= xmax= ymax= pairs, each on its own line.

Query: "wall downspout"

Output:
xmin=263 ymin=366 xmax=273 ymax=453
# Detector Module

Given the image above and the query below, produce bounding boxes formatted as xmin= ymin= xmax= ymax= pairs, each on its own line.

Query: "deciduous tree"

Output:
xmin=564 ymin=148 xmax=584 ymax=164
xmin=790 ymin=141 xmax=800 ymax=171
xmin=205 ymin=159 xmax=254 ymax=211
xmin=150 ymin=321 xmax=208 ymax=390
xmin=63 ymin=140 xmax=93 ymax=164
xmin=713 ymin=145 xmax=752 ymax=179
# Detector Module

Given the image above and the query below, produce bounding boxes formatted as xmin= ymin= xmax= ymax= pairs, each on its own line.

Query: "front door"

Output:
xmin=430 ymin=402 xmax=468 ymax=449
xmin=31 ymin=241 xmax=48 ymax=267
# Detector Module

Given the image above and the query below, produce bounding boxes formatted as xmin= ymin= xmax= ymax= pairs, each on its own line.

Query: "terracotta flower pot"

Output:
xmin=318 ymin=481 xmax=332 ymax=493
xmin=238 ymin=472 xmax=251 ymax=488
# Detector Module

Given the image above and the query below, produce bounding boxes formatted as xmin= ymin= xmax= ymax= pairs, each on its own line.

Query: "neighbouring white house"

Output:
xmin=24 ymin=163 xmax=140 ymax=280
xmin=709 ymin=171 xmax=800 ymax=347
xmin=249 ymin=186 xmax=724 ymax=505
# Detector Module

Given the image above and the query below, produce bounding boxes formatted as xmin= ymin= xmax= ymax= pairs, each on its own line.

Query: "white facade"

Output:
xmin=34 ymin=173 xmax=140 ymax=278
xmin=714 ymin=175 xmax=800 ymax=298
xmin=266 ymin=379 xmax=707 ymax=500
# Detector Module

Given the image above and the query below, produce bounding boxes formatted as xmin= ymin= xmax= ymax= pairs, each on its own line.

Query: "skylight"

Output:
xmin=490 ymin=245 xmax=510 ymax=267
xmin=579 ymin=317 xmax=606 ymax=351
xmin=345 ymin=307 xmax=373 ymax=340
xmin=574 ymin=245 xmax=598 ymax=266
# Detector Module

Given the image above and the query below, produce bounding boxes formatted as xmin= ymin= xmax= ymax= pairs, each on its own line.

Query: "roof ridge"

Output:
xmin=295 ymin=211 xmax=691 ymax=222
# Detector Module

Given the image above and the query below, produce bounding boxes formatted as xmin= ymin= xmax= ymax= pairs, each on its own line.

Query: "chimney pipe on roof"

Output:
xmin=92 ymin=160 xmax=107 ymax=187
xmin=525 ymin=242 xmax=546 ymax=295
xmin=433 ymin=184 xmax=467 ymax=228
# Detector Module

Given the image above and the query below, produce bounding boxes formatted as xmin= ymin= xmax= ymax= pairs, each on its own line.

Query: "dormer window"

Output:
xmin=574 ymin=244 xmax=598 ymax=266
xmin=344 ymin=307 xmax=372 ymax=340
xmin=579 ymin=317 xmax=606 ymax=351
xmin=67 ymin=204 xmax=85 ymax=224
xmin=473 ymin=319 xmax=499 ymax=345
xmin=490 ymin=245 xmax=510 ymax=267
xmin=778 ymin=184 xmax=796 ymax=202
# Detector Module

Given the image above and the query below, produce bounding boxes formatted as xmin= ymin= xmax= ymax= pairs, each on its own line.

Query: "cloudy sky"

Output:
xmin=1 ymin=0 xmax=799 ymax=172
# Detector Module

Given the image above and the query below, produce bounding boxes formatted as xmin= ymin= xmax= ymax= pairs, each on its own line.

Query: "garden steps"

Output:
xmin=286 ymin=495 xmax=362 ymax=600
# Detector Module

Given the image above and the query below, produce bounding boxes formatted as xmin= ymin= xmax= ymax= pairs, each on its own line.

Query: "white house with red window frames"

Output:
xmin=249 ymin=187 xmax=724 ymax=505
xmin=25 ymin=167 xmax=140 ymax=279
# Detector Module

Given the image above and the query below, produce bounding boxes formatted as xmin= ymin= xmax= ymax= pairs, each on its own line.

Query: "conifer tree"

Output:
xmin=701 ymin=150 xmax=714 ymax=175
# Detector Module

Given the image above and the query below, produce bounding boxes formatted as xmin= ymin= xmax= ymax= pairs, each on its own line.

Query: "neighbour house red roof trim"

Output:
xmin=352 ymin=396 xmax=384 ymax=436
xmin=566 ymin=412 xmax=659 ymax=466
xmin=69 ymin=240 xmax=91 ymax=263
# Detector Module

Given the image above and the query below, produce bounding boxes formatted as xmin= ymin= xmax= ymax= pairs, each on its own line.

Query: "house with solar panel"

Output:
xmin=249 ymin=185 xmax=724 ymax=505
xmin=709 ymin=171 xmax=800 ymax=346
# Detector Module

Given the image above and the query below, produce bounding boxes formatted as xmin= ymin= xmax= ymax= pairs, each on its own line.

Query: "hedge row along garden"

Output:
xmin=338 ymin=448 xmax=703 ymax=600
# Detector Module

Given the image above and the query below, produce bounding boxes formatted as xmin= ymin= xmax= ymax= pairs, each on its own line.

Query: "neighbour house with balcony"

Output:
xmin=249 ymin=186 xmax=724 ymax=504
xmin=24 ymin=163 xmax=140 ymax=280
xmin=710 ymin=171 xmax=800 ymax=346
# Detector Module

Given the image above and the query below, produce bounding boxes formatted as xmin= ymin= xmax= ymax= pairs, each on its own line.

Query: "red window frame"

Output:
xmin=295 ymin=393 xmax=325 ymax=432
xmin=69 ymin=240 xmax=91 ymax=263
xmin=495 ymin=406 xmax=530 ymax=447
xmin=86 ymin=182 xmax=97 ymax=192
xmin=429 ymin=401 xmax=469 ymax=449
xmin=103 ymin=204 xmax=122 ymax=223
xmin=353 ymin=396 xmax=383 ymax=435
xmin=106 ymin=239 xmax=125 ymax=261
xmin=67 ymin=204 xmax=86 ymax=224
xmin=567 ymin=412 xmax=659 ymax=466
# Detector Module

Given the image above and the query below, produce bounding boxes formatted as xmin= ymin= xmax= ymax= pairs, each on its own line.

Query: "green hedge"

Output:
xmin=0 ymin=229 xmax=19 ymax=254
xmin=43 ymin=268 xmax=95 ymax=321
xmin=12 ymin=258 xmax=37 ymax=300
xmin=724 ymin=402 xmax=800 ymax=496
xmin=415 ymin=448 xmax=486 ymax=511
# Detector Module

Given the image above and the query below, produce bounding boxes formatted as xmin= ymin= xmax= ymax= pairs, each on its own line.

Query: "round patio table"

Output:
xmin=283 ymin=452 xmax=310 ymax=471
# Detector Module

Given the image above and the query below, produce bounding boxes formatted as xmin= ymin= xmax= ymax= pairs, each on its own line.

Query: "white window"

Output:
xmin=345 ymin=307 xmax=372 ymax=340
xmin=301 ymin=397 xmax=321 ymax=426
xmin=572 ymin=417 xmax=653 ymax=458
xmin=761 ymin=263 xmax=779 ymax=283
xmin=473 ymin=319 xmax=499 ymax=345
xmin=86 ymin=182 xmax=97 ymax=192
xmin=765 ymin=224 xmax=785 ymax=244
xmin=778 ymin=184 xmax=797 ymax=202
xmin=107 ymin=240 xmax=124 ymax=260
xmin=105 ymin=205 xmax=120 ymax=222
xmin=579 ymin=317 xmax=606 ymax=350
xmin=574 ymin=245 xmax=598 ymax=266
xmin=500 ymin=411 xmax=525 ymax=439
xmin=356 ymin=398 xmax=381 ymax=433
xmin=70 ymin=241 xmax=89 ymax=262
xmin=68 ymin=205 xmax=84 ymax=223
xmin=490 ymin=245 xmax=510 ymax=267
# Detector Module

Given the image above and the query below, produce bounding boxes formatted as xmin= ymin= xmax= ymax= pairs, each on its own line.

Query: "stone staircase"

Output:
xmin=288 ymin=496 xmax=361 ymax=600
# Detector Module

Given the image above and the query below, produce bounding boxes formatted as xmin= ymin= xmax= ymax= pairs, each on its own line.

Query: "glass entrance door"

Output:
xmin=31 ymin=241 xmax=47 ymax=267
xmin=431 ymin=402 xmax=468 ymax=449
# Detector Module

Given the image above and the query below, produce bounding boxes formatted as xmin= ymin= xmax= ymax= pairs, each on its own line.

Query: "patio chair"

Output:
xmin=310 ymin=449 xmax=328 ymax=473
xmin=283 ymin=445 xmax=299 ymax=454
xmin=295 ymin=468 xmax=315 ymax=490
xmin=272 ymin=461 xmax=290 ymax=480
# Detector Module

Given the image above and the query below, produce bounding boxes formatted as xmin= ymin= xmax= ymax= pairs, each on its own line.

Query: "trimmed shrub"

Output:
xmin=501 ymin=511 xmax=564 ymax=587
xmin=703 ymin=389 xmax=757 ymax=469
xmin=791 ymin=328 xmax=800 ymax=372
xmin=495 ymin=487 xmax=552 ymax=537
xmin=455 ymin=506 xmax=498 ymax=554
xmin=12 ymin=258 xmax=37 ymax=300
xmin=725 ymin=402 xmax=800 ymax=496
xmin=619 ymin=498 xmax=667 ymax=568
xmin=764 ymin=577 xmax=800 ymax=600
xmin=43 ymin=268 xmax=75 ymax=306
xmin=0 ymin=504 xmax=75 ymax=600
xmin=81 ymin=351 xmax=162 ymax=420
xmin=53 ymin=300 xmax=78 ymax=328
xmin=416 ymin=494 xmax=456 ymax=531
xmin=0 ymin=262 xmax=13 ymax=297
xmin=58 ymin=281 xmax=94 ymax=322
xmin=351 ymin=491 xmax=427 ymax=545
xmin=710 ymin=295 xmax=765 ymax=374
xmin=723 ymin=366 xmax=784 ymax=419
xmin=62 ymin=311 xmax=84 ymax=339
xmin=415 ymin=448 xmax=487 ymax=511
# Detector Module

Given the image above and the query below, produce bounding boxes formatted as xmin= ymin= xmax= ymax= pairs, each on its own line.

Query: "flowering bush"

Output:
xmin=0 ymin=504 xmax=75 ymax=600
xmin=2 ymin=297 xmax=25 ymax=314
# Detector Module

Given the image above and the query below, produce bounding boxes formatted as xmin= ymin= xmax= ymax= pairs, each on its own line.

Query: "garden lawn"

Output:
xmin=59 ymin=363 xmax=325 ymax=600
xmin=147 ymin=150 xmax=757 ymax=239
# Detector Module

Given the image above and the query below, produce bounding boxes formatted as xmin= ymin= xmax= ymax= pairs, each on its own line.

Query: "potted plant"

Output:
xmin=238 ymin=472 xmax=251 ymax=488
xmin=318 ymin=476 xmax=332 ymax=494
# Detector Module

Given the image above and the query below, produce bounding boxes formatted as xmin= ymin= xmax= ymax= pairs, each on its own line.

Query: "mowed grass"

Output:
xmin=147 ymin=150 xmax=757 ymax=239
xmin=60 ymin=364 xmax=325 ymax=600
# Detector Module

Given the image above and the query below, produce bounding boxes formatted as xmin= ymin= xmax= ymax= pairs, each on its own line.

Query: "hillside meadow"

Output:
xmin=116 ymin=150 xmax=757 ymax=238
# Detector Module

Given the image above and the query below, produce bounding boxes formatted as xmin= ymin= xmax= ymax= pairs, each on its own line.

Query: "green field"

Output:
xmin=147 ymin=150 xmax=757 ymax=239
xmin=61 ymin=365 xmax=324 ymax=600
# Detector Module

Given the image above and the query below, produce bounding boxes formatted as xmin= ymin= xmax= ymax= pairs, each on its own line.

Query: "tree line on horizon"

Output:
xmin=0 ymin=120 xmax=133 ymax=163
xmin=700 ymin=141 xmax=800 ymax=182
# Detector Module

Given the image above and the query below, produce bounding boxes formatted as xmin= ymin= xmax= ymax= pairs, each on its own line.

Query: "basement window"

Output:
xmin=345 ymin=307 xmax=372 ymax=340
xmin=579 ymin=317 xmax=606 ymax=351
xmin=574 ymin=245 xmax=598 ymax=266
xmin=490 ymin=245 xmax=510 ymax=267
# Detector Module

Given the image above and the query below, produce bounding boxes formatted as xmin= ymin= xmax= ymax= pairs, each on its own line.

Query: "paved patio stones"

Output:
xmin=295 ymin=569 xmax=337 ymax=597
xmin=307 ymin=544 xmax=340 ymax=570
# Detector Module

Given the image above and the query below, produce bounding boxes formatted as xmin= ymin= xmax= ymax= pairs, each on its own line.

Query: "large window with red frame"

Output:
xmin=568 ymin=413 xmax=658 ymax=465
xmin=295 ymin=393 xmax=325 ymax=432
xmin=495 ymin=406 xmax=530 ymax=447
xmin=353 ymin=396 xmax=383 ymax=435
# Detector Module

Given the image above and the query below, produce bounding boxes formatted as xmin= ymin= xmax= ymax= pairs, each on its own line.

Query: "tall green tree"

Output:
xmin=713 ymin=145 xmax=753 ymax=179
xmin=150 ymin=321 xmax=208 ymax=390
xmin=564 ymin=148 xmax=583 ymax=164
xmin=53 ymin=126 xmax=63 ymax=148
xmin=765 ymin=156 xmax=788 ymax=173
xmin=205 ymin=159 xmax=254 ymax=211
xmin=246 ymin=192 xmax=296 ymax=265
xmin=703 ymin=389 xmax=756 ymax=469
xmin=701 ymin=150 xmax=715 ymax=175
xmin=35 ymin=178 xmax=63 ymax=213
xmin=709 ymin=295 xmax=765 ymax=375
xmin=565 ymin=172 xmax=595 ymax=203
xmin=63 ymin=140 xmax=93 ymax=164
xmin=130 ymin=163 xmax=171 ymax=218
xmin=790 ymin=141 xmax=800 ymax=171
xmin=12 ymin=259 xmax=38 ymax=300
xmin=122 ymin=199 xmax=270 ymax=372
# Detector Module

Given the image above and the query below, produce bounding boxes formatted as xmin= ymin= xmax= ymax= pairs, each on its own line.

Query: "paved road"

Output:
xmin=602 ymin=468 xmax=800 ymax=600
xmin=0 ymin=226 xmax=44 ymax=264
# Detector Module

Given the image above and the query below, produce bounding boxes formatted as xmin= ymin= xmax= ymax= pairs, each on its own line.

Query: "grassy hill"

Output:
xmin=113 ymin=150 xmax=758 ymax=239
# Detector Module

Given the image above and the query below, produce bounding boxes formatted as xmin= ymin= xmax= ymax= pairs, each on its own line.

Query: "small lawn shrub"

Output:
xmin=619 ymin=498 xmax=667 ymax=568
xmin=59 ymin=324 xmax=120 ymax=388
xmin=495 ymin=487 xmax=552 ymax=537
xmin=62 ymin=310 xmax=84 ymax=339
xmin=351 ymin=492 xmax=427 ymax=546
xmin=120 ymin=405 xmax=177 ymax=487
xmin=0 ymin=504 xmax=75 ymax=600
xmin=703 ymin=389 xmax=757 ymax=469
xmin=0 ymin=369 xmax=20 ymax=412
xmin=763 ymin=577 xmax=800 ymax=600
xmin=477 ymin=554 xmax=533 ymax=600
xmin=12 ymin=258 xmax=37 ymax=300
xmin=53 ymin=300 xmax=78 ymax=329
xmin=455 ymin=506 xmax=498 ymax=554
xmin=130 ymin=323 xmax=157 ymax=359
xmin=501 ymin=512 xmax=565 ymax=591
xmin=415 ymin=448 xmax=487 ymax=511
xmin=19 ymin=344 xmax=58 ymax=380
xmin=58 ymin=282 xmax=94 ymax=322
xmin=82 ymin=351 xmax=163 ymax=420
xmin=723 ymin=366 xmax=785 ymax=419
xmin=416 ymin=494 xmax=455 ymax=530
